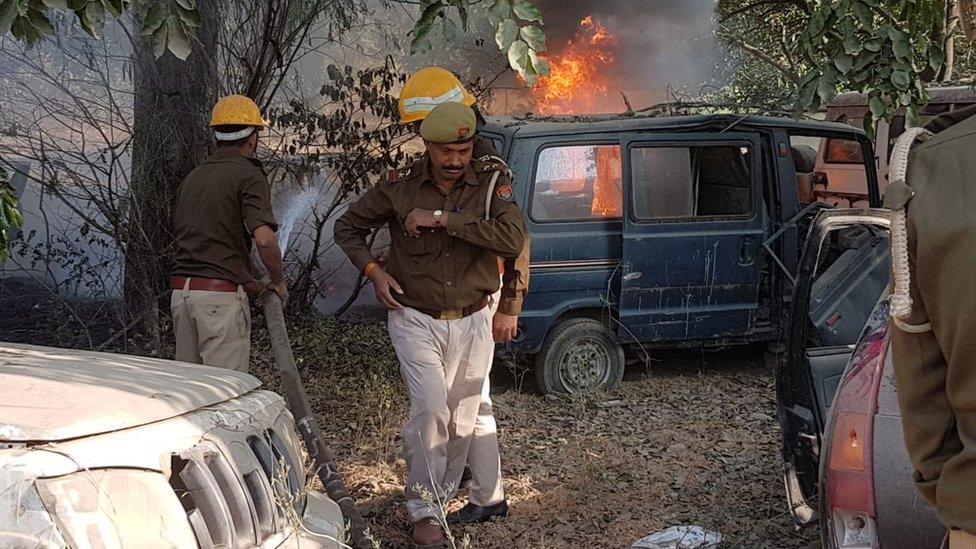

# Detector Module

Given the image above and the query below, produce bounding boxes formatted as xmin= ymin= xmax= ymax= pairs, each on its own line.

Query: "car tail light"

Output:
xmin=822 ymin=329 xmax=888 ymax=549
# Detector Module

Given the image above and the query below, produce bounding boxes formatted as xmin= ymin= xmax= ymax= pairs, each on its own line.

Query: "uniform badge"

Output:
xmin=495 ymin=184 xmax=514 ymax=201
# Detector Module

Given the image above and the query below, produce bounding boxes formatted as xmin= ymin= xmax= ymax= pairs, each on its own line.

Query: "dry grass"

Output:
xmin=0 ymin=283 xmax=815 ymax=549
xmin=249 ymin=317 xmax=816 ymax=549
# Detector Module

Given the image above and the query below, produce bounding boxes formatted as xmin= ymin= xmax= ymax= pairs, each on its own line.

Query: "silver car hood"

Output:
xmin=0 ymin=343 xmax=260 ymax=442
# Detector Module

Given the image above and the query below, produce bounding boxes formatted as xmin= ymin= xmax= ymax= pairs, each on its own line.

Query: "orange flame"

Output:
xmin=532 ymin=16 xmax=616 ymax=115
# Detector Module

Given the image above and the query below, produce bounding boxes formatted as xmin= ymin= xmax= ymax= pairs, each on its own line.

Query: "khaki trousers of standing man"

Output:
xmin=171 ymin=278 xmax=252 ymax=372
xmin=389 ymin=303 xmax=505 ymax=522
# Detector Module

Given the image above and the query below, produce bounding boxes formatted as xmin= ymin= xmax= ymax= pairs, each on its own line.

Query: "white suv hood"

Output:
xmin=0 ymin=343 xmax=260 ymax=442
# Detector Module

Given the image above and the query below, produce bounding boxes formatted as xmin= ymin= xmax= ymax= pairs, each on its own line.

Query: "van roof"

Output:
xmin=481 ymin=113 xmax=863 ymax=138
xmin=0 ymin=344 xmax=259 ymax=442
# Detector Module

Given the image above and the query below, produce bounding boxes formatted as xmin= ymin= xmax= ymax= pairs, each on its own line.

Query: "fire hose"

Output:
xmin=260 ymin=289 xmax=370 ymax=549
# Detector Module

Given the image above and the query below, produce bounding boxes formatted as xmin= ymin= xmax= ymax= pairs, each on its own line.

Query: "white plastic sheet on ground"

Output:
xmin=632 ymin=525 xmax=723 ymax=549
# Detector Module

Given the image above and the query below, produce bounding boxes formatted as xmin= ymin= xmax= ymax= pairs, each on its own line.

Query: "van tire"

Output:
xmin=534 ymin=318 xmax=625 ymax=395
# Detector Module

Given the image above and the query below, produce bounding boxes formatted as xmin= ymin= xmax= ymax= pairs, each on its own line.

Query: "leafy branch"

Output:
xmin=792 ymin=0 xmax=949 ymax=133
xmin=408 ymin=0 xmax=549 ymax=85
xmin=0 ymin=0 xmax=200 ymax=59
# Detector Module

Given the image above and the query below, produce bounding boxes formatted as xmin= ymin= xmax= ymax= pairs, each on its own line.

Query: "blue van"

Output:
xmin=480 ymin=113 xmax=880 ymax=394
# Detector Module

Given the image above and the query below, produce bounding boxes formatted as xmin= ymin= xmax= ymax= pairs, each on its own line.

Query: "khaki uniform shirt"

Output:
xmin=885 ymin=104 xmax=976 ymax=533
xmin=173 ymin=150 xmax=278 ymax=285
xmin=334 ymin=155 xmax=527 ymax=313
xmin=473 ymin=138 xmax=531 ymax=315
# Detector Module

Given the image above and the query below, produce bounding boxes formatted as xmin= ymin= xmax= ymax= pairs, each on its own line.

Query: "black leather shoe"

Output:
xmin=447 ymin=500 xmax=509 ymax=524
xmin=459 ymin=466 xmax=472 ymax=490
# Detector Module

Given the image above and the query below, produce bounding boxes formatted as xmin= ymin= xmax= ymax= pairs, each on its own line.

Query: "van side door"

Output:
xmin=619 ymin=132 xmax=767 ymax=343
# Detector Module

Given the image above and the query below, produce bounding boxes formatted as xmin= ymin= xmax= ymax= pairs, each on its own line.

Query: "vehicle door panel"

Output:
xmin=507 ymin=134 xmax=623 ymax=352
xmin=805 ymin=348 xmax=853 ymax=422
xmin=777 ymin=208 xmax=890 ymax=525
xmin=620 ymin=133 xmax=766 ymax=343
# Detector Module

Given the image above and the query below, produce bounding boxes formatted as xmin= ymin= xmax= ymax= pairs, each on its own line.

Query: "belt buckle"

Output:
xmin=440 ymin=309 xmax=463 ymax=320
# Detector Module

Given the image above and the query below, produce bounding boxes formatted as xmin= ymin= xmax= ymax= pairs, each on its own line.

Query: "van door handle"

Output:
xmin=739 ymin=236 xmax=755 ymax=266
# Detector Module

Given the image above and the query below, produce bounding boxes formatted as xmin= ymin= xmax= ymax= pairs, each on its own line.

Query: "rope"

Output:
xmin=478 ymin=155 xmax=512 ymax=221
xmin=888 ymin=126 xmax=933 ymax=333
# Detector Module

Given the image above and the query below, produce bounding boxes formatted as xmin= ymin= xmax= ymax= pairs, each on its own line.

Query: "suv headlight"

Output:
xmin=35 ymin=469 xmax=196 ymax=549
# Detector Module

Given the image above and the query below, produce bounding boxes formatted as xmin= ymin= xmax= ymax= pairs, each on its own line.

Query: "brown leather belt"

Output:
xmin=170 ymin=276 xmax=240 ymax=292
xmin=412 ymin=296 xmax=489 ymax=320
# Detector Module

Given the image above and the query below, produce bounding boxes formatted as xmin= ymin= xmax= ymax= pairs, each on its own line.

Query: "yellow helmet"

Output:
xmin=398 ymin=67 xmax=476 ymax=125
xmin=210 ymin=94 xmax=266 ymax=128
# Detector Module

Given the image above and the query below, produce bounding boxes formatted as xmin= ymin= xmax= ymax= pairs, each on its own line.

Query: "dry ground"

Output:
xmin=0 ymin=281 xmax=817 ymax=548
xmin=249 ymin=318 xmax=817 ymax=549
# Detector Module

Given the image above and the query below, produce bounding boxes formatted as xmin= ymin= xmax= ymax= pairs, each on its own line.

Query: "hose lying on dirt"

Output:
xmin=261 ymin=291 xmax=370 ymax=549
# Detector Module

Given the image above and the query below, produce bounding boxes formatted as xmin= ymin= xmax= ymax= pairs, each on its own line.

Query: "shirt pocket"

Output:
xmin=398 ymin=229 xmax=437 ymax=257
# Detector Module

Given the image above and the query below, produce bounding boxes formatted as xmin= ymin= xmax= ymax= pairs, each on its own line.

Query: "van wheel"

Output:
xmin=535 ymin=318 xmax=625 ymax=395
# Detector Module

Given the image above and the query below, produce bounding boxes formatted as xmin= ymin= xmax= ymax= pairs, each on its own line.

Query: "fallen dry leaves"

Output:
xmin=249 ymin=318 xmax=817 ymax=549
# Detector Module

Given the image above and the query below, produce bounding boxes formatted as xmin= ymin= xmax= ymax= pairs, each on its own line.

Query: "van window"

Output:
xmin=824 ymin=137 xmax=865 ymax=164
xmin=790 ymin=134 xmax=871 ymax=208
xmin=630 ymin=144 xmax=753 ymax=220
xmin=531 ymin=144 xmax=622 ymax=222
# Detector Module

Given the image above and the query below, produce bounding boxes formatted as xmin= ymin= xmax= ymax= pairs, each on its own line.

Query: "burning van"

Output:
xmin=0 ymin=344 xmax=345 ymax=548
xmin=481 ymin=112 xmax=881 ymax=394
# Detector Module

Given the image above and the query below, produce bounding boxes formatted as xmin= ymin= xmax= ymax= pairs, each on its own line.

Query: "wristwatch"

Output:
xmin=433 ymin=209 xmax=443 ymax=226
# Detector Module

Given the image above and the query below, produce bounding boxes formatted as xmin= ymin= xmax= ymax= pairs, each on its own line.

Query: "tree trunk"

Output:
xmin=128 ymin=1 xmax=219 ymax=349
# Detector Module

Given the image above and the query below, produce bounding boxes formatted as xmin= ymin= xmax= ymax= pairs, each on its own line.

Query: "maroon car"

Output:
xmin=776 ymin=209 xmax=944 ymax=548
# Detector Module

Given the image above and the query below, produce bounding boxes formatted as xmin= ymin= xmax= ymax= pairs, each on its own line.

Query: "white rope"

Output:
xmin=478 ymin=155 xmax=512 ymax=221
xmin=888 ymin=126 xmax=933 ymax=332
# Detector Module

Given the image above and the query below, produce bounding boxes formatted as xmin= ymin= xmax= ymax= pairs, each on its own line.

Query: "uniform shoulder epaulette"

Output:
xmin=475 ymin=154 xmax=511 ymax=175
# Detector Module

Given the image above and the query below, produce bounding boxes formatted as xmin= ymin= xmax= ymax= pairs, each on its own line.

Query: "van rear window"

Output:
xmin=824 ymin=137 xmax=865 ymax=164
xmin=531 ymin=144 xmax=622 ymax=222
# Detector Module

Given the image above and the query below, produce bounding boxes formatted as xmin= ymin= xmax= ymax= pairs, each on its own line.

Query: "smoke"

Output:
xmin=487 ymin=0 xmax=724 ymax=114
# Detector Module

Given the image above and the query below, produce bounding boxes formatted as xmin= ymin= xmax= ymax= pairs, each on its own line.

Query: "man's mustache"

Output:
xmin=442 ymin=165 xmax=464 ymax=171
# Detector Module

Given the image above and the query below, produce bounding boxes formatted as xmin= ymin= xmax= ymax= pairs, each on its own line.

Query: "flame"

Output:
xmin=592 ymin=146 xmax=622 ymax=216
xmin=532 ymin=16 xmax=616 ymax=115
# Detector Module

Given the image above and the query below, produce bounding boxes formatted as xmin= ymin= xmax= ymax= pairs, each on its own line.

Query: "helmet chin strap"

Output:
xmin=214 ymin=126 xmax=256 ymax=142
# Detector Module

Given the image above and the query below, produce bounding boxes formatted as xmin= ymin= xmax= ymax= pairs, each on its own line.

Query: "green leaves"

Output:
xmin=0 ymin=166 xmax=23 ymax=263
xmin=792 ymin=0 xmax=948 ymax=131
xmin=0 ymin=1 xmax=19 ymax=36
xmin=833 ymin=52 xmax=853 ymax=75
xmin=140 ymin=2 xmax=164 ymax=34
xmin=520 ymin=24 xmax=545 ymax=51
xmin=165 ymin=15 xmax=189 ymax=60
xmin=491 ymin=0 xmax=547 ymax=85
xmin=2 ymin=0 xmax=200 ymax=61
xmin=512 ymin=0 xmax=542 ymax=23
xmin=150 ymin=14 xmax=167 ymax=58
xmin=891 ymin=69 xmax=910 ymax=90
xmin=487 ymin=0 xmax=509 ymax=26
xmin=507 ymin=39 xmax=528 ymax=74
xmin=495 ymin=17 xmax=517 ymax=50
xmin=406 ymin=0 xmax=548 ymax=86
xmin=408 ymin=1 xmax=444 ymax=55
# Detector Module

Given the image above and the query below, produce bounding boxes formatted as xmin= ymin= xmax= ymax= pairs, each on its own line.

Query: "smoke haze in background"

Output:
xmin=487 ymin=0 xmax=724 ymax=114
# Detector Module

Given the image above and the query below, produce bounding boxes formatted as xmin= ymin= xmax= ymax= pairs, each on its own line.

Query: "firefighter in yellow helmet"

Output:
xmin=170 ymin=95 xmax=287 ymax=372
xmin=398 ymin=67 xmax=477 ymax=125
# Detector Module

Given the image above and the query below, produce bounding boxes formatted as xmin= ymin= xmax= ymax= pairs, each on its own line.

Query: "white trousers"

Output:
xmin=388 ymin=305 xmax=505 ymax=521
